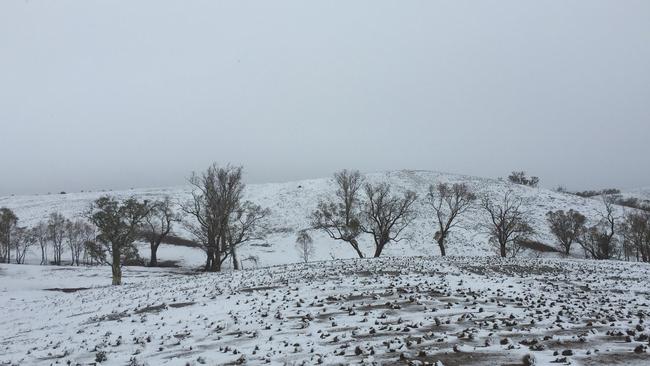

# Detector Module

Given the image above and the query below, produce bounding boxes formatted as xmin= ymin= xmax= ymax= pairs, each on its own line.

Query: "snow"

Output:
xmin=0 ymin=170 xmax=628 ymax=267
xmin=1 ymin=257 xmax=649 ymax=365
xmin=0 ymin=171 xmax=648 ymax=365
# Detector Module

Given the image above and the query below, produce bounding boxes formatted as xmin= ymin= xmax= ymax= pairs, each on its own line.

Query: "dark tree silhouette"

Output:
xmin=33 ymin=221 xmax=49 ymax=265
xmin=0 ymin=208 xmax=18 ymax=263
xmin=426 ymin=183 xmax=476 ymax=256
xmin=183 ymin=164 xmax=268 ymax=272
xmin=622 ymin=211 xmax=650 ymax=262
xmin=65 ymin=219 xmax=94 ymax=266
xmin=578 ymin=196 xmax=618 ymax=260
xmin=13 ymin=226 xmax=36 ymax=264
xmin=87 ymin=196 xmax=151 ymax=285
xmin=361 ymin=182 xmax=417 ymax=258
xmin=225 ymin=201 xmax=269 ymax=269
xmin=546 ymin=209 xmax=586 ymax=255
xmin=311 ymin=170 xmax=365 ymax=258
xmin=481 ymin=191 xmax=534 ymax=258
xmin=295 ymin=230 xmax=314 ymax=263
xmin=47 ymin=212 xmax=66 ymax=265
xmin=508 ymin=171 xmax=539 ymax=187
xmin=144 ymin=197 xmax=179 ymax=266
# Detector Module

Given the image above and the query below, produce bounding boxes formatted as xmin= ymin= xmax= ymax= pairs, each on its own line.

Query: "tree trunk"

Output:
xmin=437 ymin=236 xmax=446 ymax=257
xmin=349 ymin=239 xmax=364 ymax=258
xmin=205 ymin=249 xmax=214 ymax=271
xmin=112 ymin=264 xmax=122 ymax=285
xmin=111 ymin=246 xmax=122 ymax=285
xmin=373 ymin=241 xmax=386 ymax=258
xmin=41 ymin=246 xmax=46 ymax=265
xmin=211 ymin=256 xmax=221 ymax=272
xmin=500 ymin=241 xmax=507 ymax=258
xmin=231 ymin=246 xmax=239 ymax=270
xmin=149 ymin=242 xmax=158 ymax=267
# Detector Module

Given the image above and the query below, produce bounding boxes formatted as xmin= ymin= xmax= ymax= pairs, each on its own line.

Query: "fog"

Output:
xmin=1 ymin=0 xmax=648 ymax=195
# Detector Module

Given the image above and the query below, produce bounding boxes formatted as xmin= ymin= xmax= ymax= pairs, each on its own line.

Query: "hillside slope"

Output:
xmin=0 ymin=170 xmax=626 ymax=267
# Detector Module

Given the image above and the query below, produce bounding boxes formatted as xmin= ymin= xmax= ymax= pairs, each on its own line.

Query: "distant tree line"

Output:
xmin=553 ymin=186 xmax=650 ymax=212
xmin=0 ymin=196 xmax=181 ymax=285
xmin=546 ymin=195 xmax=650 ymax=261
xmin=310 ymin=169 xmax=650 ymax=262
xmin=570 ymin=188 xmax=621 ymax=198
xmin=309 ymin=169 xmax=537 ymax=259
xmin=0 ymin=209 xmax=94 ymax=265
xmin=3 ymin=165 xmax=650 ymax=287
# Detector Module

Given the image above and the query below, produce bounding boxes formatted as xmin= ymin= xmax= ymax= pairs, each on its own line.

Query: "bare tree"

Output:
xmin=426 ymin=183 xmax=476 ymax=256
xmin=295 ymin=230 xmax=314 ymax=263
xmin=65 ymin=219 xmax=80 ymax=265
xmin=48 ymin=212 xmax=67 ymax=265
xmin=481 ymin=191 xmax=534 ymax=258
xmin=546 ymin=209 xmax=586 ymax=255
xmin=87 ymin=196 xmax=151 ymax=285
xmin=621 ymin=211 xmax=650 ymax=262
xmin=225 ymin=201 xmax=269 ymax=269
xmin=12 ymin=226 xmax=36 ymax=264
xmin=182 ymin=165 xmax=221 ymax=271
xmin=78 ymin=223 xmax=95 ymax=265
xmin=182 ymin=164 xmax=266 ymax=272
xmin=310 ymin=170 xmax=365 ymax=258
xmin=143 ymin=197 xmax=179 ymax=267
xmin=361 ymin=182 xmax=418 ymax=258
xmin=578 ymin=196 xmax=618 ymax=260
xmin=33 ymin=221 xmax=49 ymax=265
xmin=66 ymin=219 xmax=93 ymax=266
xmin=0 ymin=208 xmax=18 ymax=263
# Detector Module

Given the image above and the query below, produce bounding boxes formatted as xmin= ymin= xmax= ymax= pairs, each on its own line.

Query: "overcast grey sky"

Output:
xmin=1 ymin=0 xmax=648 ymax=195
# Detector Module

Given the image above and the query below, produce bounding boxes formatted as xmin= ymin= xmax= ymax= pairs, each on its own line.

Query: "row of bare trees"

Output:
xmin=547 ymin=196 xmax=650 ymax=261
xmin=309 ymin=170 xmax=419 ymax=258
xmin=5 ymin=165 xmax=648 ymax=285
xmin=1 ymin=163 xmax=268 ymax=284
xmin=0 ymin=209 xmax=94 ymax=265
xmin=0 ymin=196 xmax=179 ymax=286
xmin=0 ymin=208 xmax=18 ymax=263
xmin=622 ymin=210 xmax=650 ymax=262
xmin=309 ymin=170 xmax=537 ymax=259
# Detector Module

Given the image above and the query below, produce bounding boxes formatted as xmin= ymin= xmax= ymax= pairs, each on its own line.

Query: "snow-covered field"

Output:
xmin=0 ymin=170 xmax=631 ymax=266
xmin=2 ymin=170 xmax=648 ymax=365
xmin=1 ymin=257 xmax=649 ymax=365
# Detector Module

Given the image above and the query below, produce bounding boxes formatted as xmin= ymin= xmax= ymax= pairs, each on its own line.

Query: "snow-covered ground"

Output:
xmin=0 ymin=170 xmax=630 ymax=266
xmin=1 ymin=171 xmax=648 ymax=365
xmin=1 ymin=257 xmax=649 ymax=365
xmin=619 ymin=187 xmax=650 ymax=203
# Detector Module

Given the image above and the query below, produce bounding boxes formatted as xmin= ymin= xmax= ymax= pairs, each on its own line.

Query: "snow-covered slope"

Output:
xmin=0 ymin=170 xmax=627 ymax=267
xmin=621 ymin=187 xmax=650 ymax=202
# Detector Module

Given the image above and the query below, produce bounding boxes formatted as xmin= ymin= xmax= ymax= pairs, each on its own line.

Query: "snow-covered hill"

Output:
xmin=621 ymin=187 xmax=650 ymax=202
xmin=0 ymin=170 xmax=628 ymax=267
